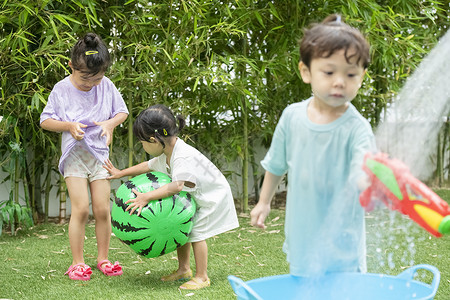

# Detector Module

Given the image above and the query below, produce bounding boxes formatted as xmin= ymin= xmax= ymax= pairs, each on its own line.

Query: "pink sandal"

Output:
xmin=97 ymin=260 xmax=123 ymax=276
xmin=65 ymin=263 xmax=92 ymax=281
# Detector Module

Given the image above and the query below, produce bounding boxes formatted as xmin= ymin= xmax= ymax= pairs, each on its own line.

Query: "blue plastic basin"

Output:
xmin=228 ymin=264 xmax=440 ymax=300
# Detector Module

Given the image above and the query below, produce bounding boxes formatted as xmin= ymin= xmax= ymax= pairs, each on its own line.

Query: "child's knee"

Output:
xmin=93 ymin=205 xmax=110 ymax=221
xmin=72 ymin=207 xmax=90 ymax=221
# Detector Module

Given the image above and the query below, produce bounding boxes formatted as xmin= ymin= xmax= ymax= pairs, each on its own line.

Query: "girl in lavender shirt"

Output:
xmin=40 ymin=33 xmax=128 ymax=281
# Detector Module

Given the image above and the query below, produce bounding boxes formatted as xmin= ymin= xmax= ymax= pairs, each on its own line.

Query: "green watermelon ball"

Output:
xmin=111 ymin=172 xmax=197 ymax=258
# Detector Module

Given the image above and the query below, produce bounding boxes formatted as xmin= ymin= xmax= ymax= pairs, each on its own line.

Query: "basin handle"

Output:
xmin=396 ymin=264 xmax=440 ymax=297
xmin=228 ymin=275 xmax=264 ymax=300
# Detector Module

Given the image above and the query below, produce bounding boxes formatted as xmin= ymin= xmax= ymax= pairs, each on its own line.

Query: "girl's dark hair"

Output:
xmin=71 ymin=33 xmax=110 ymax=75
xmin=300 ymin=14 xmax=370 ymax=69
xmin=133 ymin=104 xmax=186 ymax=148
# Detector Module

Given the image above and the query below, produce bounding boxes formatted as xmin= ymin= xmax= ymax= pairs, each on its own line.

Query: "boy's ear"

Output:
xmin=299 ymin=61 xmax=311 ymax=84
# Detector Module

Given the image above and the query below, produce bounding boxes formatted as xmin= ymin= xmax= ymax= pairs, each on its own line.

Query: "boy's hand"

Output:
xmin=357 ymin=174 xmax=371 ymax=191
xmin=69 ymin=122 xmax=88 ymax=141
xmin=250 ymin=202 xmax=271 ymax=229
xmin=125 ymin=189 xmax=150 ymax=216
xmin=103 ymin=159 xmax=122 ymax=179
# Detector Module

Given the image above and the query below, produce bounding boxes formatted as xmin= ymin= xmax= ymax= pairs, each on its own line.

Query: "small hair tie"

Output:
xmin=163 ymin=129 xmax=168 ymax=136
xmin=154 ymin=129 xmax=158 ymax=134
xmin=335 ymin=15 xmax=341 ymax=23
xmin=85 ymin=50 xmax=98 ymax=56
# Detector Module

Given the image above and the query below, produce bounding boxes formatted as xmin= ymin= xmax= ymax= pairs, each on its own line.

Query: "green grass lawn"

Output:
xmin=0 ymin=189 xmax=449 ymax=300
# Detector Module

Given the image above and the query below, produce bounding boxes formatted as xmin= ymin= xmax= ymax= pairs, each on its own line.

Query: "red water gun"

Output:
xmin=360 ymin=152 xmax=450 ymax=237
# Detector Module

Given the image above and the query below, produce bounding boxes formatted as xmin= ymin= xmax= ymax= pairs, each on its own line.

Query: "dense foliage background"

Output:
xmin=1 ymin=0 xmax=450 ymax=225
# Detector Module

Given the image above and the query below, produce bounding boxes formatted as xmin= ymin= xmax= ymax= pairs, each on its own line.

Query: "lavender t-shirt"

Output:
xmin=40 ymin=76 xmax=128 ymax=175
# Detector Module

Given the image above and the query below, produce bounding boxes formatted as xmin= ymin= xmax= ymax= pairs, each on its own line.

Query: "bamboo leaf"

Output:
xmin=31 ymin=93 xmax=40 ymax=111
xmin=254 ymin=11 xmax=265 ymax=28
xmin=48 ymin=15 xmax=60 ymax=41
xmin=52 ymin=14 xmax=70 ymax=26
xmin=268 ymin=2 xmax=281 ymax=21
xmin=193 ymin=77 xmax=200 ymax=91
xmin=87 ymin=1 xmax=97 ymax=20
xmin=161 ymin=48 xmax=174 ymax=64
xmin=53 ymin=14 xmax=82 ymax=26
xmin=14 ymin=127 xmax=21 ymax=143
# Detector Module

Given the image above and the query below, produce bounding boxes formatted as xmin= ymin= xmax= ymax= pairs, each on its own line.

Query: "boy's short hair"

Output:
xmin=300 ymin=14 xmax=370 ymax=69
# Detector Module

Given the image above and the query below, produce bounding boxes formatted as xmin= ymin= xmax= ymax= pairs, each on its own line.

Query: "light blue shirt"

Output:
xmin=262 ymin=98 xmax=375 ymax=276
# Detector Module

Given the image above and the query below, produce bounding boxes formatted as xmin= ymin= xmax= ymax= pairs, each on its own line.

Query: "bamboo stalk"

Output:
xmin=250 ymin=139 xmax=260 ymax=203
xmin=59 ymin=175 xmax=66 ymax=224
xmin=14 ymin=157 xmax=19 ymax=205
xmin=30 ymin=152 xmax=37 ymax=223
xmin=44 ymin=162 xmax=51 ymax=223
xmin=58 ymin=135 xmax=66 ymax=224
xmin=128 ymin=92 xmax=134 ymax=174
xmin=441 ymin=117 xmax=449 ymax=186
xmin=241 ymin=37 xmax=249 ymax=212
xmin=436 ymin=130 xmax=442 ymax=186
xmin=242 ymin=102 xmax=249 ymax=212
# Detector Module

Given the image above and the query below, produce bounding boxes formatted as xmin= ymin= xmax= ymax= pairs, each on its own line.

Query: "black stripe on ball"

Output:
xmin=158 ymin=199 xmax=163 ymax=212
xmin=173 ymin=238 xmax=181 ymax=249
xmin=147 ymin=205 xmax=155 ymax=216
xmin=111 ymin=219 xmax=147 ymax=233
xmin=159 ymin=241 xmax=168 ymax=256
xmin=181 ymin=215 xmax=195 ymax=224
xmin=139 ymin=240 xmax=155 ymax=256
xmin=121 ymin=237 xmax=146 ymax=246
xmin=177 ymin=193 xmax=193 ymax=215
xmin=146 ymin=173 xmax=161 ymax=190
xmin=186 ymin=193 xmax=193 ymax=203
xmin=125 ymin=181 xmax=137 ymax=190
xmin=171 ymin=195 xmax=176 ymax=211
xmin=115 ymin=196 xmax=128 ymax=211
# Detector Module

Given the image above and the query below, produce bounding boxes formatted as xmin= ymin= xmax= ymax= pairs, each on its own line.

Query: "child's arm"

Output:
xmin=126 ymin=181 xmax=186 ymax=216
xmin=40 ymin=118 xmax=88 ymax=141
xmin=103 ymin=159 xmax=150 ymax=179
xmin=250 ymin=171 xmax=283 ymax=229
xmin=94 ymin=112 xmax=128 ymax=146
